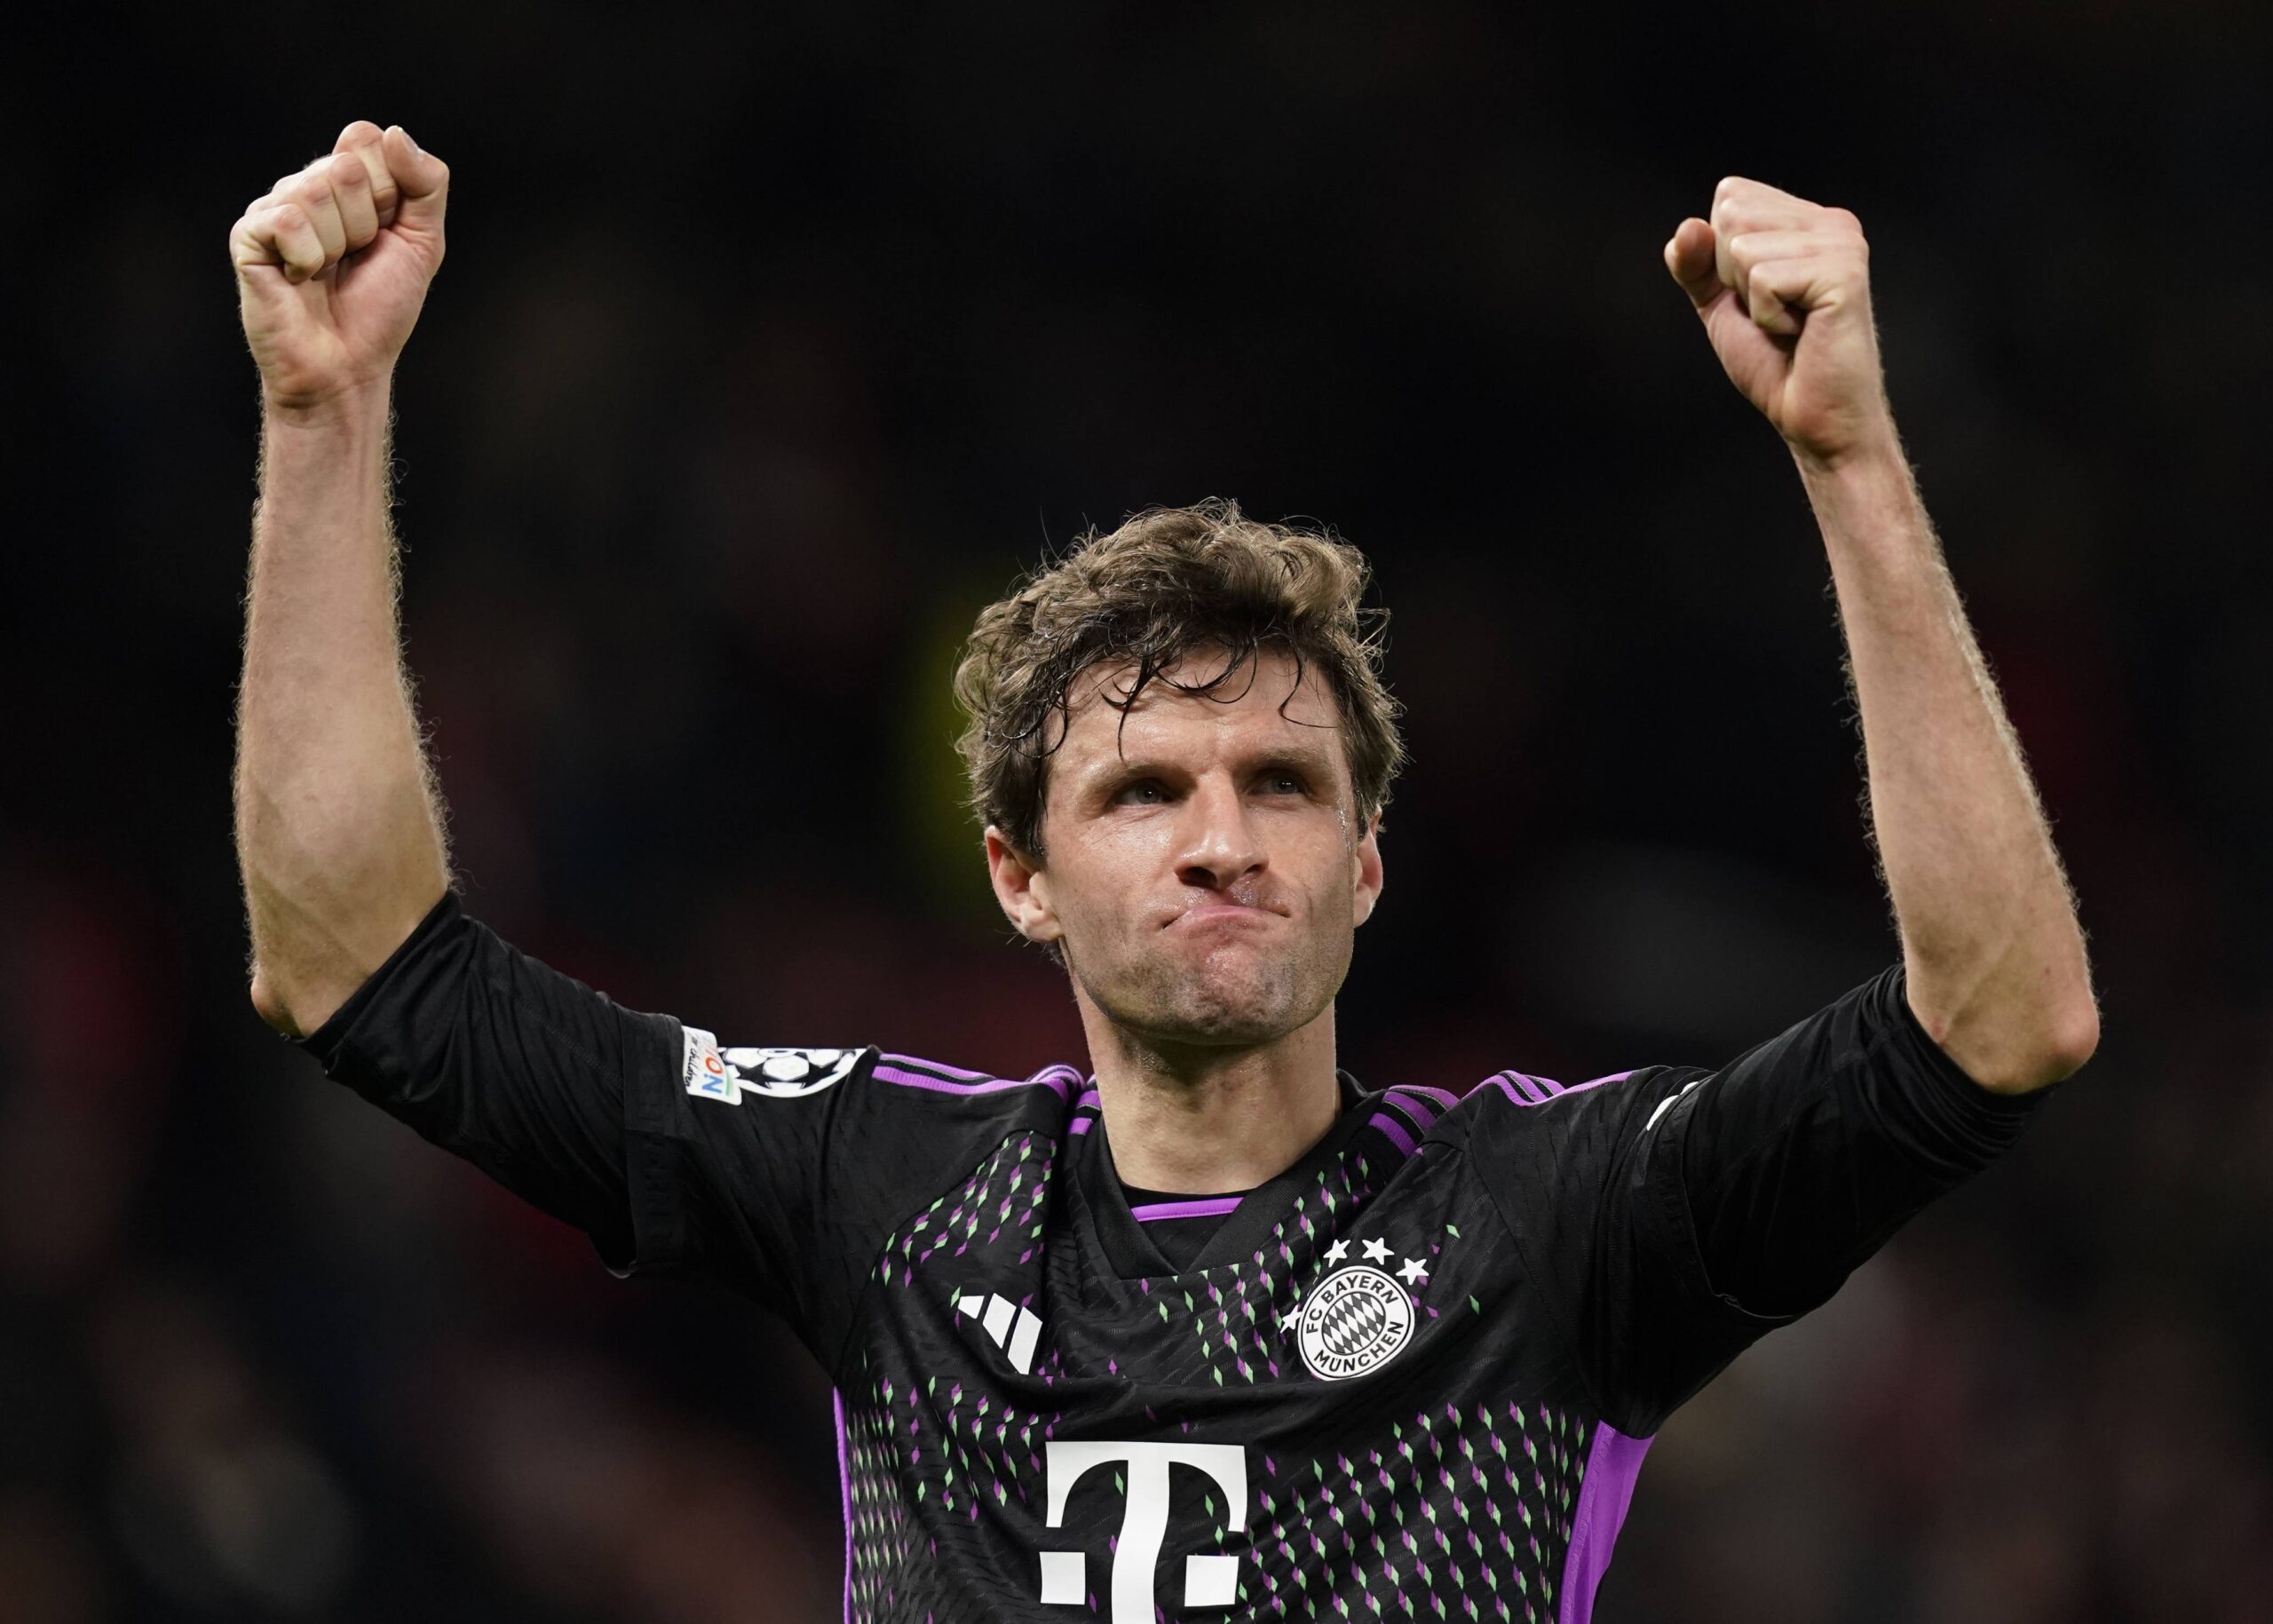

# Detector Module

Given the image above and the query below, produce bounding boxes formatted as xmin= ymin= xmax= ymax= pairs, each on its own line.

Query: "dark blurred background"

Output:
xmin=8 ymin=2 xmax=2272 ymax=1619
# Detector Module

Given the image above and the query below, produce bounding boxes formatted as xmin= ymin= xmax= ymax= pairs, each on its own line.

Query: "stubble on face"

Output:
xmin=1037 ymin=649 xmax=1368 ymax=1058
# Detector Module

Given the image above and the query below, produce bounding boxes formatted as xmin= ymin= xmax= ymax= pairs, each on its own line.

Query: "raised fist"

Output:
xmin=230 ymin=123 xmax=448 ymax=414
xmin=1665 ymin=178 xmax=1896 ymax=470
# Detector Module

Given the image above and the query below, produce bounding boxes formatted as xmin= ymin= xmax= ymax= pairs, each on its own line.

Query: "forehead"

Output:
xmin=1054 ymin=646 xmax=1345 ymax=772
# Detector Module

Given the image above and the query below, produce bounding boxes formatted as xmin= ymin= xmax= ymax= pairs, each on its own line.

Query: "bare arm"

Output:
xmin=1666 ymin=180 xmax=2097 ymax=1094
xmin=232 ymin=122 xmax=454 ymax=1035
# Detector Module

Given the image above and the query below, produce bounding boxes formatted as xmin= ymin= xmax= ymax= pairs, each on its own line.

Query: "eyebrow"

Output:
xmin=1078 ymin=741 xmax=1343 ymax=789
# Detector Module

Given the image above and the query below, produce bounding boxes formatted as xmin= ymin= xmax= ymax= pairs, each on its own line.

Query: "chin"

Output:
xmin=1144 ymin=960 xmax=1315 ymax=1048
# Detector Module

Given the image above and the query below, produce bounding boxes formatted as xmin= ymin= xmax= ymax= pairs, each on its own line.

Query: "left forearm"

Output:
xmin=1804 ymin=445 xmax=2096 ymax=1092
xmin=1665 ymin=176 xmax=2096 ymax=1090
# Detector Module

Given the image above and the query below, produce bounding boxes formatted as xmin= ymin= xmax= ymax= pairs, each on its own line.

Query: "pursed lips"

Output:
xmin=1166 ymin=898 xmax=1287 ymax=929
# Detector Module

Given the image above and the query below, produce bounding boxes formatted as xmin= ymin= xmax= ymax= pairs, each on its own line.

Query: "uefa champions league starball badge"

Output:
xmin=1297 ymin=1263 xmax=1415 ymax=1381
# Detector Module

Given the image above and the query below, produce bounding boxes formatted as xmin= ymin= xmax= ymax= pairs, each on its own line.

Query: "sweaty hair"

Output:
xmin=953 ymin=498 xmax=1405 ymax=860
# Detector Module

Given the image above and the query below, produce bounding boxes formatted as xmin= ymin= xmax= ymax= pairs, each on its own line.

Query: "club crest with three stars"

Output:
xmin=1292 ymin=1236 xmax=1429 ymax=1382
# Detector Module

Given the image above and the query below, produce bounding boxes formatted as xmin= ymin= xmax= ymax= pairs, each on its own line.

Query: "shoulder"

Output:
xmin=869 ymin=1051 xmax=1097 ymax=1134
xmin=1391 ymin=1066 xmax=1708 ymax=1153
xmin=678 ymin=1031 xmax=1092 ymax=1132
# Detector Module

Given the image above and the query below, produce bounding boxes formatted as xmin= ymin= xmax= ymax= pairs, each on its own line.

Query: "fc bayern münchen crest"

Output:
xmin=1297 ymin=1264 xmax=1414 ymax=1381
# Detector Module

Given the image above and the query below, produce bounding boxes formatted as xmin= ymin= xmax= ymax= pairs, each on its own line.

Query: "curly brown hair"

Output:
xmin=953 ymin=499 xmax=1405 ymax=860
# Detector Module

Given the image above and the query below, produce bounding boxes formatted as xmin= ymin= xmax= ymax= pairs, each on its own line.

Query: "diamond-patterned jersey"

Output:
xmin=299 ymin=891 xmax=2053 ymax=1623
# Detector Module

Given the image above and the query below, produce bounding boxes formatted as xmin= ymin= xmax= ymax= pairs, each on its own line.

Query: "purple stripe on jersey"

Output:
xmin=1559 ymin=1421 xmax=1651 ymax=1624
xmin=1401 ymin=1084 xmax=1461 ymax=1112
xmin=832 ymin=1388 xmax=853 ymax=1624
xmin=1487 ymin=1068 xmax=1641 ymax=1108
xmin=876 ymin=1052 xmax=994 ymax=1081
xmin=1486 ymin=1073 xmax=1543 ymax=1106
xmin=1075 ymin=1089 xmax=1101 ymax=1110
xmin=872 ymin=1064 xmax=1078 ymax=1100
xmin=1130 ymin=1195 xmax=1243 ymax=1222
xmin=1367 ymin=1113 xmax=1418 ymax=1160
xmin=1068 ymin=1117 xmax=1093 ymax=1135
xmin=1382 ymin=1087 xmax=1444 ymax=1134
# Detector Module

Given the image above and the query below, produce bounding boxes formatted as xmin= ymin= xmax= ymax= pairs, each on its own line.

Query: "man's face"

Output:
xmin=986 ymin=647 xmax=1384 ymax=1051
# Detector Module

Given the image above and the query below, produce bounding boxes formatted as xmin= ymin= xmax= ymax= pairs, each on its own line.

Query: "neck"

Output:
xmin=1078 ymin=997 xmax=1344 ymax=1193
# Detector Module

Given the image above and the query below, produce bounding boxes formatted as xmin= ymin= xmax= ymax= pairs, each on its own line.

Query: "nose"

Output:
xmin=1175 ymin=776 xmax=1264 ymax=893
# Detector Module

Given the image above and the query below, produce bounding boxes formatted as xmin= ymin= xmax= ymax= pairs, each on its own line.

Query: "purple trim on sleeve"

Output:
xmin=1558 ymin=1421 xmax=1650 ymax=1624
xmin=1367 ymin=1113 xmax=1419 ymax=1160
xmin=833 ymin=1388 xmax=854 ymax=1624
xmin=1075 ymin=1089 xmax=1100 ymax=1110
xmin=1130 ymin=1195 xmax=1244 ymax=1222
xmin=871 ymin=1063 xmax=1081 ymax=1101
xmin=1069 ymin=1117 xmax=1093 ymax=1136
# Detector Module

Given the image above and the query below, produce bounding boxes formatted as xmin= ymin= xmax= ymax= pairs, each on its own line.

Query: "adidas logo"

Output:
xmin=955 ymin=1288 xmax=1043 ymax=1374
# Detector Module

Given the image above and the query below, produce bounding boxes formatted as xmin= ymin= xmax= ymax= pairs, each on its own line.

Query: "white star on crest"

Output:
xmin=1361 ymin=1238 xmax=1392 ymax=1264
xmin=1324 ymin=1239 xmax=1350 ymax=1264
xmin=1398 ymin=1257 xmax=1430 ymax=1286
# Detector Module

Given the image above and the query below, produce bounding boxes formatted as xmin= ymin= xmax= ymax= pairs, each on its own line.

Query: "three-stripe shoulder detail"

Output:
xmin=872 ymin=1054 xmax=1085 ymax=1099
xmin=1482 ymin=1068 xmax=1640 ymax=1107
xmin=1364 ymin=1083 xmax=1463 ymax=1161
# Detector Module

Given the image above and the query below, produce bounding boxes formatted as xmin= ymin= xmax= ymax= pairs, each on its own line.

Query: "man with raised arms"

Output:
xmin=232 ymin=122 xmax=2095 ymax=1620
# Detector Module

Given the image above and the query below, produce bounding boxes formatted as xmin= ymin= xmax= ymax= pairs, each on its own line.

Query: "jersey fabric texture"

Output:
xmin=297 ymin=891 xmax=2052 ymax=1623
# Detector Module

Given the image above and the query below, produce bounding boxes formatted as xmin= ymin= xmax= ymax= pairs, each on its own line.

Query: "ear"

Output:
xmin=1351 ymin=811 xmax=1385 ymax=928
xmin=985 ymin=826 xmax=1063 ymax=945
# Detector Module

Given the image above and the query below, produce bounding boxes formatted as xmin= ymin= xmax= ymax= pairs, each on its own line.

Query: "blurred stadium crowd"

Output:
xmin=9 ymin=3 xmax=2272 ymax=1620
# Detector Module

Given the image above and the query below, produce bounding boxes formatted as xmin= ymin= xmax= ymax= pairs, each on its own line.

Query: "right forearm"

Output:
xmin=235 ymin=384 xmax=448 ymax=1034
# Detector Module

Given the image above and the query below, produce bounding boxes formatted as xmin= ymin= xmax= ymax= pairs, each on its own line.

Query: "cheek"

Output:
xmin=1048 ymin=840 xmax=1149 ymax=936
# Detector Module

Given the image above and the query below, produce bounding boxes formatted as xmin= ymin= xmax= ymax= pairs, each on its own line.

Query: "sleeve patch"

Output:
xmin=682 ymin=1028 xmax=861 ymax=1104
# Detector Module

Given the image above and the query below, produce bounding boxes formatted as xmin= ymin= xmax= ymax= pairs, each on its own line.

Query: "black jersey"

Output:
xmin=298 ymin=891 xmax=2050 ymax=1623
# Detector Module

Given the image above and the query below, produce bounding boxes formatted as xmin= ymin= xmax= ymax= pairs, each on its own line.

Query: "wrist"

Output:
xmin=261 ymin=376 xmax=393 ymax=433
xmin=1790 ymin=424 xmax=1910 ymax=496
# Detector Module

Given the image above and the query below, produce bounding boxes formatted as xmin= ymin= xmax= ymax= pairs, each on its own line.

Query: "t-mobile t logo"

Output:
xmin=1038 ymin=1440 xmax=1247 ymax=1620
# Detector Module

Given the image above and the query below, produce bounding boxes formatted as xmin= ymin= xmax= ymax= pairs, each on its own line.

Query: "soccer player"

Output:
xmin=232 ymin=122 xmax=2098 ymax=1622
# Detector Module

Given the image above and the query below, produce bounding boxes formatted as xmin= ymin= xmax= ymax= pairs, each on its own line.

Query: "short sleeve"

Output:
xmin=1463 ymin=965 xmax=2053 ymax=1437
xmin=298 ymin=891 xmax=673 ymax=1271
xmin=294 ymin=892 xmax=1037 ymax=1374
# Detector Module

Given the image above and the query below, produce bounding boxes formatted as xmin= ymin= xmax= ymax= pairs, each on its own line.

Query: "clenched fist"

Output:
xmin=230 ymin=122 xmax=448 ymax=415
xmin=1666 ymin=178 xmax=1895 ymax=470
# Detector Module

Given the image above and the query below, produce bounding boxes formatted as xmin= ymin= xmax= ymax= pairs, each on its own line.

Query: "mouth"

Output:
xmin=1166 ymin=899 xmax=1286 ymax=930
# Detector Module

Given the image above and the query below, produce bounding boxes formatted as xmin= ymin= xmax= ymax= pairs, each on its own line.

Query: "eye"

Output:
xmin=1259 ymin=769 xmax=1309 ymax=796
xmin=1113 ymin=778 xmax=1169 ymax=805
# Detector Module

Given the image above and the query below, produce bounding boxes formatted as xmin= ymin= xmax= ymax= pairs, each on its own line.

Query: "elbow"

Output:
xmin=1913 ymin=958 xmax=2101 ymax=1094
xmin=2042 ymin=995 xmax=2101 ymax=1081
xmin=249 ymin=967 xmax=305 ymax=1037
xmin=1969 ymin=994 xmax=2100 ymax=1095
